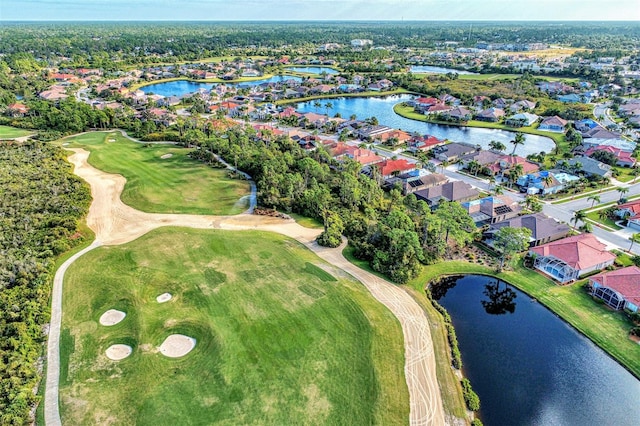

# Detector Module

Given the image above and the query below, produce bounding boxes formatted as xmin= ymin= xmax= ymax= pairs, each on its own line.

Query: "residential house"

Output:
xmin=530 ymin=234 xmax=616 ymax=283
xmin=505 ymin=112 xmax=539 ymax=127
xmin=517 ymin=171 xmax=566 ymax=195
xmin=459 ymin=150 xmax=504 ymax=173
xmin=370 ymin=158 xmax=416 ymax=178
xmin=575 ymin=119 xmax=600 ymax=134
xmin=475 ymin=108 xmax=505 ymax=122
xmin=425 ymin=103 xmax=453 ymax=115
xmin=485 ymin=213 xmax=570 ymax=247
xmin=584 ymin=145 xmax=637 ymax=168
xmin=492 ymin=98 xmax=510 ymax=109
xmin=566 ymin=156 xmax=613 ymax=179
xmin=413 ymin=181 xmax=479 ymax=208
xmin=537 ymin=81 xmax=574 ymax=94
xmin=589 ymin=266 xmax=640 ymax=312
xmin=378 ymin=129 xmax=412 ymax=145
xmin=385 ymin=171 xmax=448 ymax=195
xmin=557 ymin=94 xmax=582 ymax=103
xmin=5 ymin=103 xmax=29 ymax=117
xmin=461 ymin=195 xmax=521 ymax=226
xmin=615 ymin=200 xmax=640 ymax=231
xmin=434 ymin=142 xmax=478 ymax=162
xmin=357 ymin=124 xmax=393 ymax=140
xmin=407 ymin=135 xmax=445 ymax=153
xmin=334 ymin=146 xmax=382 ymax=167
xmin=487 ymin=155 xmax=540 ymax=178
xmin=538 ymin=116 xmax=568 ymax=132
xmin=509 ymin=99 xmax=536 ymax=112
xmin=443 ymin=106 xmax=472 ymax=122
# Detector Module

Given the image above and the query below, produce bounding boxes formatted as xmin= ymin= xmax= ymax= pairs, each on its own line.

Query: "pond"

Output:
xmin=295 ymin=95 xmax=555 ymax=157
xmin=286 ymin=67 xmax=339 ymax=74
xmin=410 ymin=65 xmax=478 ymax=75
xmin=432 ymin=275 xmax=640 ymax=426
xmin=140 ymin=75 xmax=303 ymax=97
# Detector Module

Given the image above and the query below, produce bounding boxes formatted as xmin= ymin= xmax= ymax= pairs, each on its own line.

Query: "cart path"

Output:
xmin=45 ymin=147 xmax=445 ymax=426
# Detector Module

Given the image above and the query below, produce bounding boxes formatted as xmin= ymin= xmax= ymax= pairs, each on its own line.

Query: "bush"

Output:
xmin=471 ymin=419 xmax=484 ymax=426
xmin=461 ymin=378 xmax=481 ymax=411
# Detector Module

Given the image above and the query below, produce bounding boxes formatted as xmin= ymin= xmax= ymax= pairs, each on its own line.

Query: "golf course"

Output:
xmin=59 ymin=228 xmax=408 ymax=425
xmin=61 ymin=131 xmax=250 ymax=215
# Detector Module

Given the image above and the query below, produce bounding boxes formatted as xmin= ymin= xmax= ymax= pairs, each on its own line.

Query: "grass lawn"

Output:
xmin=406 ymin=260 xmax=640 ymax=379
xmin=60 ymin=131 xmax=250 ymax=215
xmin=288 ymin=212 xmax=324 ymax=229
xmin=585 ymin=210 xmax=623 ymax=230
xmin=0 ymin=125 xmax=34 ymax=139
xmin=60 ymin=228 xmax=409 ymax=425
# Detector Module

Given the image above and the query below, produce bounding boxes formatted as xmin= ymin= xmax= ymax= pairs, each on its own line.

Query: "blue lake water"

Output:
xmin=286 ymin=67 xmax=339 ymax=74
xmin=296 ymin=95 xmax=555 ymax=156
xmin=140 ymin=76 xmax=303 ymax=97
xmin=410 ymin=65 xmax=477 ymax=75
xmin=433 ymin=275 xmax=640 ymax=426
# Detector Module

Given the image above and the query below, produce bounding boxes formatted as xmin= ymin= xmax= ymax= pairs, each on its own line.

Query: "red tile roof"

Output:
xmin=585 ymin=145 xmax=636 ymax=165
xmin=349 ymin=148 xmax=382 ymax=166
xmin=373 ymin=159 xmax=416 ymax=177
xmin=531 ymin=234 xmax=616 ymax=271
xmin=590 ymin=266 xmax=640 ymax=307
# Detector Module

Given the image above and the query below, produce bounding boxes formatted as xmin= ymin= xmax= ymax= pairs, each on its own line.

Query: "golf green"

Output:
xmin=60 ymin=228 xmax=409 ymax=425
xmin=62 ymin=131 xmax=250 ymax=215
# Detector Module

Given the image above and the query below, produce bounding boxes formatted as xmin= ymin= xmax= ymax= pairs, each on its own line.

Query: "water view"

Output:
xmin=432 ymin=275 xmax=640 ymax=426
xmin=296 ymin=95 xmax=555 ymax=156
xmin=286 ymin=66 xmax=339 ymax=74
xmin=410 ymin=65 xmax=478 ymax=75
xmin=140 ymin=75 xmax=303 ymax=97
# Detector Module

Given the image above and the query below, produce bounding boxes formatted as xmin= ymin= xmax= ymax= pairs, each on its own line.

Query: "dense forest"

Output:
xmin=0 ymin=141 xmax=91 ymax=425
xmin=0 ymin=21 xmax=638 ymax=68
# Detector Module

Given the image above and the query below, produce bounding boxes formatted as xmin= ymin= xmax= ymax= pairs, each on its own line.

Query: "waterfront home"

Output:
xmin=589 ymin=266 xmax=640 ymax=312
xmin=530 ymin=234 xmax=616 ymax=284
xmin=442 ymin=106 xmax=473 ymax=122
xmin=475 ymin=107 xmax=505 ymax=122
xmin=505 ymin=112 xmax=539 ymax=127
xmin=461 ymin=194 xmax=521 ymax=226
xmin=434 ymin=142 xmax=478 ymax=162
xmin=413 ymin=181 xmax=479 ymax=208
xmin=485 ymin=213 xmax=570 ymax=247
xmin=357 ymin=124 xmax=394 ymax=140
xmin=538 ymin=115 xmax=568 ymax=132
xmin=425 ymin=103 xmax=453 ymax=115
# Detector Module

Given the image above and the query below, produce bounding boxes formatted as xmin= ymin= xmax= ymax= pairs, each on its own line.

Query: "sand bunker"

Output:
xmin=156 ymin=292 xmax=172 ymax=303
xmin=160 ymin=153 xmax=173 ymax=159
xmin=159 ymin=334 xmax=196 ymax=358
xmin=99 ymin=309 xmax=126 ymax=326
xmin=105 ymin=344 xmax=132 ymax=360
xmin=107 ymin=138 xmax=116 ymax=142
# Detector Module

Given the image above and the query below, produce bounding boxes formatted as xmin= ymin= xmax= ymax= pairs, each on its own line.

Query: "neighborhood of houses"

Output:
xmin=5 ymin=53 xmax=640 ymax=318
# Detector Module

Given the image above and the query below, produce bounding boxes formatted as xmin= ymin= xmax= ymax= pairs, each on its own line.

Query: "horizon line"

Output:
xmin=2 ymin=19 xmax=640 ymax=23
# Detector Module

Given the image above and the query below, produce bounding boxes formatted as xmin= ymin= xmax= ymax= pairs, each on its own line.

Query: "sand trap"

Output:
xmin=107 ymin=138 xmax=116 ymax=142
xmin=160 ymin=153 xmax=173 ymax=159
xmin=156 ymin=292 xmax=172 ymax=303
xmin=159 ymin=334 xmax=196 ymax=358
xmin=99 ymin=309 xmax=126 ymax=326
xmin=105 ymin=344 xmax=132 ymax=360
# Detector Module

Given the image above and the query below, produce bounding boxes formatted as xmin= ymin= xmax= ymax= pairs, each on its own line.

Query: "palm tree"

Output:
xmin=587 ymin=195 xmax=601 ymax=208
xmin=313 ymin=100 xmax=322 ymax=113
xmin=579 ymin=222 xmax=593 ymax=233
xmin=572 ymin=210 xmax=587 ymax=228
xmin=324 ymin=101 xmax=333 ymax=117
xmin=489 ymin=140 xmax=506 ymax=153
xmin=617 ymin=186 xmax=630 ymax=202
xmin=440 ymin=159 xmax=450 ymax=173
xmin=510 ymin=132 xmax=525 ymax=155
xmin=488 ymin=175 xmax=496 ymax=191
xmin=629 ymin=233 xmax=640 ymax=252
xmin=493 ymin=184 xmax=504 ymax=195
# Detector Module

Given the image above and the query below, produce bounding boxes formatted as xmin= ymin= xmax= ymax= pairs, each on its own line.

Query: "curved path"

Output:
xmin=45 ymin=148 xmax=445 ymax=425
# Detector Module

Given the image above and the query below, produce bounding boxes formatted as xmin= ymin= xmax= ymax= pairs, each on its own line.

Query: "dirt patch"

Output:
xmin=158 ymin=334 xmax=196 ymax=358
xmin=99 ymin=309 xmax=126 ymax=326
xmin=105 ymin=344 xmax=132 ymax=360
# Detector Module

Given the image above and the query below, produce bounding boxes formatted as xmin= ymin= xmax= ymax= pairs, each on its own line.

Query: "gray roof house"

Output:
xmin=434 ymin=142 xmax=479 ymax=162
xmin=484 ymin=213 xmax=571 ymax=247
xmin=413 ymin=181 xmax=479 ymax=208
xmin=567 ymin=156 xmax=613 ymax=179
xmin=461 ymin=195 xmax=521 ymax=225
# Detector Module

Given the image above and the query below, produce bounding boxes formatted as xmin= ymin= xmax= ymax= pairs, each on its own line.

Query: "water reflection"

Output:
xmin=481 ymin=279 xmax=517 ymax=315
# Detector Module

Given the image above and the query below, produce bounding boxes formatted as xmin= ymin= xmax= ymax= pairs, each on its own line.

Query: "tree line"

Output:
xmin=0 ymin=141 xmax=91 ymax=425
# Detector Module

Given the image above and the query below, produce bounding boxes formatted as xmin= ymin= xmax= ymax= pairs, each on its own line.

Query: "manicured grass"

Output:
xmin=61 ymin=131 xmax=250 ymax=215
xmin=289 ymin=213 xmax=324 ymax=229
xmin=585 ymin=210 xmax=623 ymax=230
xmin=60 ymin=228 xmax=409 ymax=425
xmin=406 ymin=260 xmax=640 ymax=379
xmin=0 ymin=125 xmax=34 ymax=139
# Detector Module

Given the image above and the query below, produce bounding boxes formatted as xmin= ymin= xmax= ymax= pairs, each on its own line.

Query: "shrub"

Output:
xmin=461 ymin=378 xmax=481 ymax=411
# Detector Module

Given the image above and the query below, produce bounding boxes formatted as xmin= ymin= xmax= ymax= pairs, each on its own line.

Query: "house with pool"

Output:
xmin=589 ymin=266 xmax=640 ymax=313
xmin=529 ymin=234 xmax=616 ymax=284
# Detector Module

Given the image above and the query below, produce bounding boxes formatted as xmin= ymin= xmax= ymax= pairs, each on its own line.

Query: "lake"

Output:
xmin=286 ymin=67 xmax=339 ymax=74
xmin=140 ymin=75 xmax=303 ymax=97
xmin=432 ymin=275 xmax=640 ymax=426
xmin=410 ymin=65 xmax=477 ymax=75
xmin=295 ymin=95 xmax=555 ymax=157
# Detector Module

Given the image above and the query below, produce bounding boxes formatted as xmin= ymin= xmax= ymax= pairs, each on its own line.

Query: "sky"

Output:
xmin=1 ymin=0 xmax=639 ymax=21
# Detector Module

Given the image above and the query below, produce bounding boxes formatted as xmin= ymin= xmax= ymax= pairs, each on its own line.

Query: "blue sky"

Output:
xmin=2 ymin=0 xmax=639 ymax=21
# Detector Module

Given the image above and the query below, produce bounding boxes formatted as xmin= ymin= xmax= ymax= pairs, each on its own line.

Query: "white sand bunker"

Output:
xmin=99 ymin=309 xmax=126 ymax=326
xmin=156 ymin=292 xmax=172 ymax=303
xmin=107 ymin=138 xmax=116 ymax=142
xmin=105 ymin=344 xmax=132 ymax=360
xmin=160 ymin=153 xmax=173 ymax=159
xmin=159 ymin=334 xmax=196 ymax=358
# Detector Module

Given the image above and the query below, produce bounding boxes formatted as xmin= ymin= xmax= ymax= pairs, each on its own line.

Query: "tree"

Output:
xmin=617 ymin=186 xmax=629 ymax=202
xmin=324 ymin=101 xmax=333 ymax=117
xmin=493 ymin=184 xmax=504 ymax=195
xmin=489 ymin=140 xmax=506 ymax=153
xmin=493 ymin=226 xmax=532 ymax=271
xmin=587 ymin=195 xmax=601 ymax=208
xmin=434 ymin=201 xmax=475 ymax=248
xmin=481 ymin=280 xmax=517 ymax=315
xmin=629 ymin=233 xmax=640 ymax=252
xmin=317 ymin=210 xmax=344 ymax=248
xmin=510 ymin=132 xmax=525 ymax=155
xmin=572 ymin=210 xmax=587 ymax=228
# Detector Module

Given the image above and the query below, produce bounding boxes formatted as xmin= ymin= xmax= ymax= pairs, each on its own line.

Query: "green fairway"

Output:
xmin=0 ymin=125 xmax=34 ymax=139
xmin=61 ymin=131 xmax=250 ymax=215
xmin=60 ymin=228 xmax=409 ymax=425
